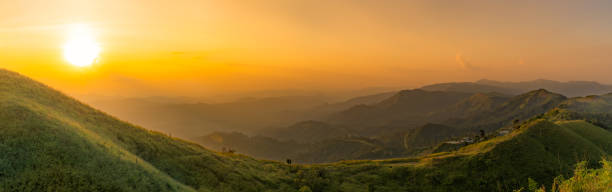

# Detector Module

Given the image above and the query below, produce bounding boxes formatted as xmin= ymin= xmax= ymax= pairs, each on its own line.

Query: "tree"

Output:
xmin=513 ymin=119 xmax=521 ymax=129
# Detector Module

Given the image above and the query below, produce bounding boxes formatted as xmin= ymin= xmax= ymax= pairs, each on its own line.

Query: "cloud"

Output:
xmin=456 ymin=53 xmax=477 ymax=70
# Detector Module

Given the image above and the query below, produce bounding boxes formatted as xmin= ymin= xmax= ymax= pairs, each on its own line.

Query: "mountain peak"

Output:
xmin=532 ymin=88 xmax=551 ymax=94
xmin=525 ymin=88 xmax=564 ymax=97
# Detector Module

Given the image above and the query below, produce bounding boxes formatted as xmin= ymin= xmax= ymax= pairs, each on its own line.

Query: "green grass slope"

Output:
xmin=292 ymin=119 xmax=612 ymax=191
xmin=463 ymin=120 xmax=612 ymax=189
xmin=0 ymin=69 xmax=295 ymax=191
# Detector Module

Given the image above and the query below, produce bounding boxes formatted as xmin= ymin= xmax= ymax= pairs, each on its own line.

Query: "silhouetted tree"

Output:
xmin=513 ymin=119 xmax=521 ymax=129
xmin=286 ymin=159 xmax=292 ymax=165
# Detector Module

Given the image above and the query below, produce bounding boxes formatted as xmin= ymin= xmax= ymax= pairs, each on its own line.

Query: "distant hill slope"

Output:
xmin=445 ymin=89 xmax=567 ymax=130
xmin=403 ymin=123 xmax=462 ymax=151
xmin=477 ymin=79 xmax=612 ymax=97
xmin=193 ymin=131 xmax=309 ymax=161
xmin=422 ymin=79 xmax=612 ymax=97
xmin=421 ymin=82 xmax=520 ymax=95
xmin=261 ymin=120 xmax=353 ymax=143
xmin=84 ymin=89 xmax=396 ymax=140
xmin=0 ymin=69 xmax=294 ymax=191
xmin=430 ymin=92 xmax=511 ymax=121
xmin=310 ymin=91 xmax=396 ymax=117
xmin=84 ymin=95 xmax=330 ymax=138
xmin=328 ymin=90 xmax=472 ymax=134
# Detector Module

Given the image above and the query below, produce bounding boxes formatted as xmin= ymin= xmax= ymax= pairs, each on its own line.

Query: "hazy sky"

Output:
xmin=1 ymin=0 xmax=612 ymax=98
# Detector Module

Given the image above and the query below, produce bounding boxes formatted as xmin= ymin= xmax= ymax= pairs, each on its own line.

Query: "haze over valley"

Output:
xmin=3 ymin=1 xmax=612 ymax=191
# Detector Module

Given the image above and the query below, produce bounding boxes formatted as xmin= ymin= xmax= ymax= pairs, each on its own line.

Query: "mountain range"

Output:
xmin=200 ymin=88 xmax=570 ymax=163
xmin=3 ymin=69 xmax=612 ymax=191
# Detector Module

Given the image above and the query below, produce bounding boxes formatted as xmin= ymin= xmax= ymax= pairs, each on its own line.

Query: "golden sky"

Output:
xmin=1 ymin=0 xmax=612 ymax=98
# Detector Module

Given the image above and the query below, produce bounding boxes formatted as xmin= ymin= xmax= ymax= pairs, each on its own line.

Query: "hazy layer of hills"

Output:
xmin=422 ymin=79 xmax=612 ymax=97
xmin=3 ymin=69 xmax=612 ymax=191
xmin=82 ymin=90 xmax=395 ymax=139
xmin=86 ymin=78 xmax=612 ymax=141
xmin=205 ymin=88 xmax=570 ymax=163
xmin=80 ymin=78 xmax=612 ymax=162
xmin=184 ymin=78 xmax=612 ymax=164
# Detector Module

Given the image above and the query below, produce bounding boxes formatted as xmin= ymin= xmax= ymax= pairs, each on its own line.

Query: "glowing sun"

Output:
xmin=63 ymin=24 xmax=101 ymax=67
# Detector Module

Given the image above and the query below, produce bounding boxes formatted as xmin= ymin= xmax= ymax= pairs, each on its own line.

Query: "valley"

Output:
xmin=2 ymin=69 xmax=612 ymax=191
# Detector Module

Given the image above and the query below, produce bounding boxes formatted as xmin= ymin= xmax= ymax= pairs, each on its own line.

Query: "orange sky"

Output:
xmin=1 ymin=0 xmax=612 ymax=99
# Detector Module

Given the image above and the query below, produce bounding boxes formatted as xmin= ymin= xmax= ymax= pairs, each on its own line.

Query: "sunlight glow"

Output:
xmin=63 ymin=24 xmax=101 ymax=67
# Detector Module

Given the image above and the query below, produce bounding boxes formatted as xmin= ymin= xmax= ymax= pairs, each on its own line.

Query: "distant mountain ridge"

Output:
xmin=422 ymin=79 xmax=612 ymax=97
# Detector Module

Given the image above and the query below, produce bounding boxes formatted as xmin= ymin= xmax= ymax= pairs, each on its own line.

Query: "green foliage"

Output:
xmin=298 ymin=186 xmax=313 ymax=192
xmin=0 ymin=69 xmax=295 ymax=191
xmin=553 ymin=160 xmax=612 ymax=192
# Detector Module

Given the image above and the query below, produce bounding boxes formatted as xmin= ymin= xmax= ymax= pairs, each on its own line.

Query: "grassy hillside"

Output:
xmin=552 ymin=160 xmax=612 ymax=191
xmin=0 ymin=69 xmax=296 ymax=191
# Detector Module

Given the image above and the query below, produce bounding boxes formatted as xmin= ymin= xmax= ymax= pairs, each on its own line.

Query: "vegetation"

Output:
xmin=4 ymin=68 xmax=612 ymax=191
xmin=555 ymin=160 xmax=612 ymax=192
xmin=517 ymin=160 xmax=612 ymax=192
xmin=0 ymin=69 xmax=295 ymax=191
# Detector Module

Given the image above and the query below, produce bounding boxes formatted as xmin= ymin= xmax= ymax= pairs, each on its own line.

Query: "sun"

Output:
xmin=63 ymin=24 xmax=101 ymax=67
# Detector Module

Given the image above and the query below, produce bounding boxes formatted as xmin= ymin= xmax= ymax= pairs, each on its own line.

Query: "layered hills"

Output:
xmin=422 ymin=79 xmax=612 ymax=97
xmin=3 ymin=69 xmax=612 ymax=191
xmin=207 ymin=88 xmax=569 ymax=163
